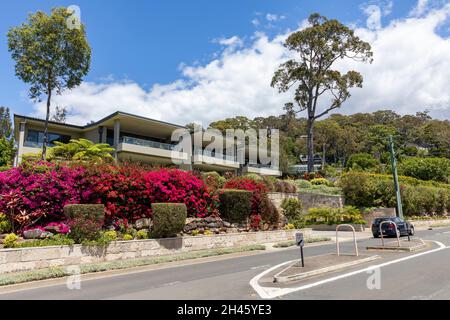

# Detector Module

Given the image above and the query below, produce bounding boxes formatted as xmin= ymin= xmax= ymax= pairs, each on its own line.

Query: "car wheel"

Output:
xmin=373 ymin=233 xmax=379 ymax=238
xmin=409 ymin=227 xmax=415 ymax=236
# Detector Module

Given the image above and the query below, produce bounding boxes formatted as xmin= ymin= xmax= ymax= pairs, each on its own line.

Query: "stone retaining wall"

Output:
xmin=268 ymin=192 xmax=344 ymax=211
xmin=0 ymin=229 xmax=311 ymax=274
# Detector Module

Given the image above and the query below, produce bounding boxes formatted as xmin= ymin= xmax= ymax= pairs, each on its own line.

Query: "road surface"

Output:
xmin=0 ymin=227 xmax=449 ymax=300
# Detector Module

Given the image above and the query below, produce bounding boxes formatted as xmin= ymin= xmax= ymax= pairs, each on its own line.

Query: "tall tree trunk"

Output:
xmin=307 ymin=117 xmax=314 ymax=173
xmin=42 ymin=85 xmax=52 ymax=160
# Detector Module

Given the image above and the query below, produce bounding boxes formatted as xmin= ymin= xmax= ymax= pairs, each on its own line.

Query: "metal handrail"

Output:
xmin=379 ymin=220 xmax=401 ymax=247
xmin=336 ymin=224 xmax=359 ymax=256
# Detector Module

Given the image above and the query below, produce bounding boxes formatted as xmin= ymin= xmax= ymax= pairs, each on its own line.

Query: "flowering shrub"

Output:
xmin=44 ymin=221 xmax=70 ymax=234
xmin=223 ymin=177 xmax=268 ymax=215
xmin=144 ymin=169 xmax=213 ymax=218
xmin=0 ymin=162 xmax=93 ymax=231
xmin=86 ymin=164 xmax=150 ymax=222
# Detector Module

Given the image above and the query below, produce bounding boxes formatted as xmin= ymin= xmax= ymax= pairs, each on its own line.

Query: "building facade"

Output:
xmin=13 ymin=111 xmax=281 ymax=176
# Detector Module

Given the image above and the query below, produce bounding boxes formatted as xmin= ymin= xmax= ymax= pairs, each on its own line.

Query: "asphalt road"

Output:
xmin=1 ymin=227 xmax=449 ymax=300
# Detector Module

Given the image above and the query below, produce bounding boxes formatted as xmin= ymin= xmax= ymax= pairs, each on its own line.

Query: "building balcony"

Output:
xmin=117 ymin=136 xmax=188 ymax=162
xmin=243 ymin=163 xmax=282 ymax=176
xmin=192 ymin=150 xmax=240 ymax=169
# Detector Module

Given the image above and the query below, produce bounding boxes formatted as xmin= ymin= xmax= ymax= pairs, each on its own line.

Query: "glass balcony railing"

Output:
xmin=195 ymin=150 xmax=237 ymax=162
xmin=247 ymin=163 xmax=279 ymax=170
xmin=120 ymin=136 xmax=175 ymax=151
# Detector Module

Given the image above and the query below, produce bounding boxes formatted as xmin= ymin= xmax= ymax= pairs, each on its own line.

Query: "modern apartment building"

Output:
xmin=13 ymin=111 xmax=282 ymax=176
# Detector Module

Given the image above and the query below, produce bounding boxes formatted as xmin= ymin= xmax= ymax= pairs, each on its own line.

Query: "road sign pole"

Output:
xmin=300 ymin=246 xmax=304 ymax=267
xmin=389 ymin=135 xmax=404 ymax=219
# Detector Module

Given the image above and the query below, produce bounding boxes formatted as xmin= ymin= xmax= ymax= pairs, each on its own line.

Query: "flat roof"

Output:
xmin=14 ymin=111 xmax=186 ymax=130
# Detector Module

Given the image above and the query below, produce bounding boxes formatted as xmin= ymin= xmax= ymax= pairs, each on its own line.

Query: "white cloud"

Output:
xmin=410 ymin=0 xmax=430 ymax=16
xmin=266 ymin=14 xmax=286 ymax=22
xmin=364 ymin=5 xmax=383 ymax=30
xmin=251 ymin=18 xmax=260 ymax=27
xmin=31 ymin=1 xmax=450 ymax=126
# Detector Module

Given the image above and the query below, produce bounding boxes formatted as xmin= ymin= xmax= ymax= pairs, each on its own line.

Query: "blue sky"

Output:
xmin=1 ymin=0 xmax=450 ymax=125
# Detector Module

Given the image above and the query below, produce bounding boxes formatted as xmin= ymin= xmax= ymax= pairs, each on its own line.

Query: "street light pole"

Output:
xmin=389 ymin=135 xmax=404 ymax=219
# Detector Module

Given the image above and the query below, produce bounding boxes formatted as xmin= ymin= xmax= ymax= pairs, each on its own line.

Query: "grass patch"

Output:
xmin=273 ymin=237 xmax=331 ymax=248
xmin=0 ymin=244 xmax=265 ymax=287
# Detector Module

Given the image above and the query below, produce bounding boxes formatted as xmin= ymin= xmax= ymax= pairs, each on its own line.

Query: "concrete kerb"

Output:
xmin=273 ymin=253 xmax=380 ymax=283
xmin=366 ymin=238 xmax=428 ymax=252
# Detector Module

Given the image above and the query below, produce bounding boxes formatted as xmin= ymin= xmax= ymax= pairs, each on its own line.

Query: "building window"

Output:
xmin=24 ymin=129 xmax=71 ymax=148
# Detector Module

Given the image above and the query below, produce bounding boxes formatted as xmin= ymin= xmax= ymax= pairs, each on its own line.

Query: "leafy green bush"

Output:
xmin=281 ymin=198 xmax=304 ymax=228
xmin=136 ymin=230 xmax=149 ymax=239
xmin=260 ymin=197 xmax=280 ymax=224
xmin=64 ymin=204 xmax=105 ymax=243
xmin=310 ymin=178 xmax=333 ymax=187
xmin=151 ymin=203 xmax=187 ymax=238
xmin=218 ymin=189 xmax=252 ymax=223
xmin=0 ymin=213 xmax=12 ymax=234
xmin=305 ymin=206 xmax=364 ymax=225
xmin=3 ymin=233 xmax=18 ymax=248
xmin=202 ymin=171 xmax=226 ymax=192
xmin=122 ymin=234 xmax=133 ymax=241
xmin=339 ymin=172 xmax=450 ymax=215
xmin=398 ymin=157 xmax=450 ymax=183
xmin=0 ymin=166 xmax=11 ymax=172
xmin=17 ymin=234 xmax=75 ymax=248
xmin=102 ymin=230 xmax=118 ymax=241
xmin=346 ymin=153 xmax=380 ymax=171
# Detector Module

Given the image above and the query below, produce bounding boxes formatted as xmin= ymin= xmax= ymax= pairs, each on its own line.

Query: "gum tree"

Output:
xmin=8 ymin=7 xmax=91 ymax=159
xmin=271 ymin=13 xmax=373 ymax=172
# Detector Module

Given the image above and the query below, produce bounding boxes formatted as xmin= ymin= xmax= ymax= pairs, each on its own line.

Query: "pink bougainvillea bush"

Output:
xmin=0 ymin=162 xmax=93 ymax=230
xmin=144 ymin=168 xmax=214 ymax=218
xmin=0 ymin=162 xmax=218 ymax=232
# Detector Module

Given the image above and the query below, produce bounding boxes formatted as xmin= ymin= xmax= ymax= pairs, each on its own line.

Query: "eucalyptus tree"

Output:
xmin=271 ymin=13 xmax=373 ymax=172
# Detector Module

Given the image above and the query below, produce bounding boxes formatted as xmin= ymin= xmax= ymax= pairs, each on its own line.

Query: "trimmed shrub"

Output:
xmin=202 ymin=171 xmax=226 ymax=192
xmin=64 ymin=204 xmax=105 ymax=243
xmin=260 ymin=197 xmax=280 ymax=224
xmin=0 ymin=213 xmax=12 ymax=233
xmin=123 ymin=234 xmax=133 ymax=241
xmin=305 ymin=206 xmax=364 ymax=225
xmin=223 ymin=177 xmax=268 ymax=215
xmin=280 ymin=198 xmax=304 ymax=228
xmin=102 ymin=230 xmax=118 ymax=241
xmin=218 ymin=189 xmax=252 ymax=223
xmin=136 ymin=229 xmax=149 ymax=239
xmin=151 ymin=203 xmax=187 ymax=238
xmin=3 ymin=233 xmax=19 ymax=248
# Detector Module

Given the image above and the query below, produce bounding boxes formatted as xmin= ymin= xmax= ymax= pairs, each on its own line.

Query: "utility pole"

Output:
xmin=389 ymin=135 xmax=403 ymax=219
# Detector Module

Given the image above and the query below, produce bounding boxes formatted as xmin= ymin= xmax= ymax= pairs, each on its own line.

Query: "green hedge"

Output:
xmin=339 ymin=172 xmax=450 ymax=215
xmin=305 ymin=206 xmax=365 ymax=225
xmin=398 ymin=157 xmax=450 ymax=183
xmin=151 ymin=203 xmax=187 ymax=238
xmin=63 ymin=204 xmax=105 ymax=243
xmin=218 ymin=189 xmax=252 ymax=223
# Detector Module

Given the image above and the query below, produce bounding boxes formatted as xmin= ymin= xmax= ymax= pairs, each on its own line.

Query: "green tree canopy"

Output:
xmin=8 ymin=7 xmax=91 ymax=159
xmin=271 ymin=13 xmax=373 ymax=172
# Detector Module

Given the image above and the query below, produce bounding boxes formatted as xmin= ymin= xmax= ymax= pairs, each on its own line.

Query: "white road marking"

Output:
xmin=249 ymin=240 xmax=448 ymax=299
xmin=250 ymin=265 xmax=271 ymax=270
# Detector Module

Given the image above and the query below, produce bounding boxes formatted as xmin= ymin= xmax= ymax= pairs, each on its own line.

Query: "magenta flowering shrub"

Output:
xmin=0 ymin=163 xmax=217 ymax=232
xmin=0 ymin=162 xmax=93 ymax=230
xmin=144 ymin=169 xmax=212 ymax=218
xmin=44 ymin=222 xmax=70 ymax=234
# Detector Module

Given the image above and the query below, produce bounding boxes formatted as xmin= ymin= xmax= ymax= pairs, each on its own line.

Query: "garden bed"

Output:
xmin=0 ymin=229 xmax=311 ymax=274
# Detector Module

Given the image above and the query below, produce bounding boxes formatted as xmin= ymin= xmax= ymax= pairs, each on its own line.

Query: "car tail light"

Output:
xmin=388 ymin=223 xmax=395 ymax=230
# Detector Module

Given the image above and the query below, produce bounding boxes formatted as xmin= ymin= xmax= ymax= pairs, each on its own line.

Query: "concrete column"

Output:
xmin=102 ymin=126 xmax=107 ymax=144
xmin=113 ymin=119 xmax=120 ymax=161
xmin=16 ymin=121 xmax=26 ymax=165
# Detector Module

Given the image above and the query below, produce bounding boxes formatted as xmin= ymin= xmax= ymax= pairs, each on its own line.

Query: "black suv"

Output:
xmin=372 ymin=217 xmax=414 ymax=238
